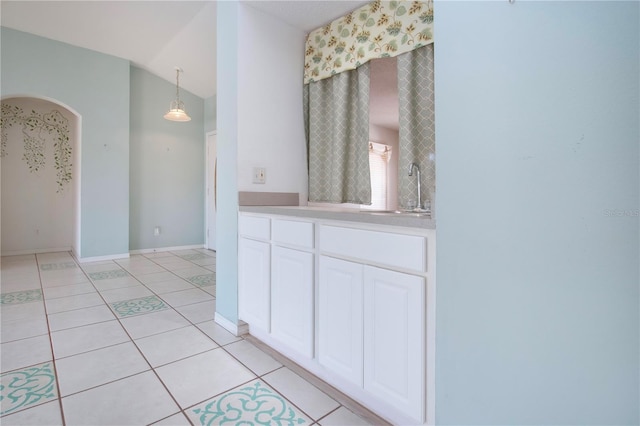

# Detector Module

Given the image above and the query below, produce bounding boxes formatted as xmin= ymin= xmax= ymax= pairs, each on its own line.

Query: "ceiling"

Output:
xmin=1 ymin=0 xmax=397 ymax=130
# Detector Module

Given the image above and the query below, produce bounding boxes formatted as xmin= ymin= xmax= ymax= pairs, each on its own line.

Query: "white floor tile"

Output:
xmin=318 ymin=406 xmax=375 ymax=426
xmin=263 ymin=367 xmax=339 ymax=421
xmin=0 ymin=401 xmax=63 ymax=425
xmin=119 ymin=308 xmax=190 ymax=339
xmin=91 ymin=276 xmax=141 ymax=292
xmin=62 ymin=371 xmax=179 ymax=426
xmin=48 ymin=304 xmax=115 ymax=332
xmin=172 ymin=266 xmax=210 ymax=279
xmin=0 ymin=301 xmax=46 ymax=322
xmin=51 ymin=320 xmax=129 ymax=359
xmin=0 ymin=334 xmax=53 ymax=372
xmin=159 ymin=288 xmax=214 ymax=308
xmin=40 ymin=274 xmax=89 ymax=288
xmin=44 ymin=292 xmax=104 ymax=314
xmin=225 ymin=340 xmax=282 ymax=376
xmin=56 ymin=342 xmax=149 ymax=396
xmin=42 ymin=282 xmax=96 ymax=300
xmin=151 ymin=412 xmax=192 ymax=425
xmin=0 ymin=279 xmax=41 ymax=292
xmin=134 ymin=271 xmax=177 ymax=284
xmin=196 ymin=320 xmax=242 ymax=346
xmin=144 ymin=278 xmax=194 ymax=295
xmin=155 ymin=348 xmax=255 ymax=409
xmin=135 ymin=325 xmax=218 ymax=367
xmin=99 ymin=285 xmax=153 ymax=303
xmin=174 ymin=300 xmax=215 ymax=324
xmin=0 ymin=316 xmax=49 ymax=343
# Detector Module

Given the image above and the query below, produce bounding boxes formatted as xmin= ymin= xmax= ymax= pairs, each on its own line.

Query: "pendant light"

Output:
xmin=164 ymin=67 xmax=191 ymax=122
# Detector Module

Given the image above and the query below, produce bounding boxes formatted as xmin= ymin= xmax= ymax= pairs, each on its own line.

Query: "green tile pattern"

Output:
xmin=88 ymin=269 xmax=129 ymax=280
xmin=0 ymin=362 xmax=57 ymax=415
xmin=179 ymin=253 xmax=210 ymax=261
xmin=109 ymin=295 xmax=169 ymax=318
xmin=40 ymin=262 xmax=77 ymax=271
xmin=187 ymin=274 xmax=215 ymax=287
xmin=192 ymin=381 xmax=307 ymax=426
xmin=0 ymin=289 xmax=43 ymax=305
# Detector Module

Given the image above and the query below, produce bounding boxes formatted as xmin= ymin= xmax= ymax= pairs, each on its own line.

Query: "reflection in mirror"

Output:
xmin=370 ymin=56 xmax=399 ymax=211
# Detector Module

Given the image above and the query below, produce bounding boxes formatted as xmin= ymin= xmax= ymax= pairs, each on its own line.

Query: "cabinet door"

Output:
xmin=363 ymin=265 xmax=425 ymax=423
xmin=238 ymin=238 xmax=270 ymax=332
xmin=318 ymin=256 xmax=364 ymax=387
xmin=271 ymin=246 xmax=314 ymax=358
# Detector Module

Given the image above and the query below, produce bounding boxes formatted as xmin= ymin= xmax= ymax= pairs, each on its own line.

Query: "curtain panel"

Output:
xmin=305 ymin=64 xmax=371 ymax=205
xmin=398 ymin=44 xmax=435 ymax=209
xmin=304 ymin=0 xmax=434 ymax=84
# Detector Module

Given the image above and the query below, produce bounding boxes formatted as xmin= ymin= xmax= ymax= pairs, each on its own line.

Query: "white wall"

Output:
xmin=237 ymin=5 xmax=308 ymax=204
xmin=215 ymin=2 xmax=308 ymax=325
xmin=434 ymin=1 xmax=639 ymax=424
xmin=1 ymin=97 xmax=76 ymax=254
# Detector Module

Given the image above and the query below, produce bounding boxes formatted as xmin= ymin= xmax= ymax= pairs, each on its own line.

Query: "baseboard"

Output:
xmin=74 ymin=252 xmax=130 ymax=263
xmin=129 ymin=244 xmax=204 ymax=255
xmin=214 ymin=313 xmax=249 ymax=337
xmin=0 ymin=247 xmax=72 ymax=257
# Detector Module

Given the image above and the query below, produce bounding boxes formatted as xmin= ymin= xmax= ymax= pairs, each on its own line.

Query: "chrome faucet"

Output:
xmin=408 ymin=162 xmax=421 ymax=211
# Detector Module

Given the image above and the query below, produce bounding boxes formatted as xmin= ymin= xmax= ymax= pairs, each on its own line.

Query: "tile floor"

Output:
xmin=0 ymin=249 xmax=383 ymax=425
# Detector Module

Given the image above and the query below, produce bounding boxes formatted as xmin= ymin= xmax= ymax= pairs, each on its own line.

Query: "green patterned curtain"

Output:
xmin=305 ymin=64 xmax=371 ymax=205
xmin=398 ymin=44 xmax=435 ymax=209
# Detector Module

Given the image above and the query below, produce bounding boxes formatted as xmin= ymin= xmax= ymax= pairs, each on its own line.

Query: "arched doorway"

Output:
xmin=1 ymin=96 xmax=81 ymax=256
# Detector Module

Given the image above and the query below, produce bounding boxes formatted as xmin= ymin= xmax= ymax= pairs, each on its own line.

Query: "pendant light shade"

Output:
xmin=164 ymin=67 xmax=191 ymax=122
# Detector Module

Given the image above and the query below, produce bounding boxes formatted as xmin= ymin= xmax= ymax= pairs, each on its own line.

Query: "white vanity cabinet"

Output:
xmin=238 ymin=215 xmax=271 ymax=332
xmin=363 ymin=265 xmax=425 ymax=422
xmin=238 ymin=211 xmax=434 ymax=425
xmin=318 ymin=256 xmax=364 ymax=387
xmin=271 ymin=245 xmax=314 ymax=358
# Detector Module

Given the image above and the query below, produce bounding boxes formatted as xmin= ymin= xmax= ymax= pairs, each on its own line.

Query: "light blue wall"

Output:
xmin=1 ymin=27 xmax=130 ymax=258
xmin=129 ymin=66 xmax=205 ymax=251
xmin=434 ymin=2 xmax=639 ymax=424
xmin=215 ymin=1 xmax=240 ymax=324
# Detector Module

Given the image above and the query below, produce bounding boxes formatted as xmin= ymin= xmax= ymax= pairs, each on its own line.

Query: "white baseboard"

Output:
xmin=214 ymin=313 xmax=249 ymax=337
xmin=0 ymin=247 xmax=72 ymax=257
xmin=75 ymin=252 xmax=130 ymax=263
xmin=129 ymin=244 xmax=204 ymax=255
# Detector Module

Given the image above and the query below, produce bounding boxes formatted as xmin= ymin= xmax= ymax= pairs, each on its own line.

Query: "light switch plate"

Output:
xmin=253 ymin=167 xmax=266 ymax=184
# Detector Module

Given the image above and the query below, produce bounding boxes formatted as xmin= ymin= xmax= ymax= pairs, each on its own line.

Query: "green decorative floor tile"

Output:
xmin=0 ymin=362 xmax=58 ymax=415
xmin=179 ymin=253 xmax=210 ymax=261
xmin=191 ymin=381 xmax=309 ymax=426
xmin=40 ymin=262 xmax=77 ymax=271
xmin=109 ymin=295 xmax=169 ymax=317
xmin=187 ymin=274 xmax=216 ymax=287
xmin=1 ymin=289 xmax=43 ymax=305
xmin=88 ymin=269 xmax=129 ymax=280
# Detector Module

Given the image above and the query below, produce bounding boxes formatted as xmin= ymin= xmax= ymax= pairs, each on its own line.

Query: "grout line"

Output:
xmin=34 ymin=251 xmax=68 ymax=426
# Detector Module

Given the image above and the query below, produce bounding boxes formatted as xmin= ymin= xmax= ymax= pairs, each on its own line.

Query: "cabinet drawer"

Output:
xmin=320 ymin=225 xmax=426 ymax=272
xmin=272 ymin=219 xmax=314 ymax=248
xmin=239 ymin=215 xmax=270 ymax=240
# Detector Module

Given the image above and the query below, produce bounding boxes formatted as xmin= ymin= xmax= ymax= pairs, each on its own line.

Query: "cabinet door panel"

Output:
xmin=363 ymin=265 xmax=425 ymax=422
xmin=271 ymin=246 xmax=314 ymax=358
xmin=238 ymin=238 xmax=270 ymax=331
xmin=319 ymin=256 xmax=363 ymax=387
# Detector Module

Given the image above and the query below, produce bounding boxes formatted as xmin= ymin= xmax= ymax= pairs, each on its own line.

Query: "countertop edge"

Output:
xmin=238 ymin=206 xmax=436 ymax=230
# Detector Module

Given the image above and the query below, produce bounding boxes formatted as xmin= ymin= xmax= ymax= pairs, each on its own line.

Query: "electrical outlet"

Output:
xmin=253 ymin=167 xmax=266 ymax=184
xmin=154 ymin=226 xmax=161 ymax=236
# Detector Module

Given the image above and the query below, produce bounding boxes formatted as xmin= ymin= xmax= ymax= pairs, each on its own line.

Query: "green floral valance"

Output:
xmin=304 ymin=0 xmax=433 ymax=84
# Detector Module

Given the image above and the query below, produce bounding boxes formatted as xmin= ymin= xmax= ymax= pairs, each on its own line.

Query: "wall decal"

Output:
xmin=1 ymin=102 xmax=73 ymax=192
